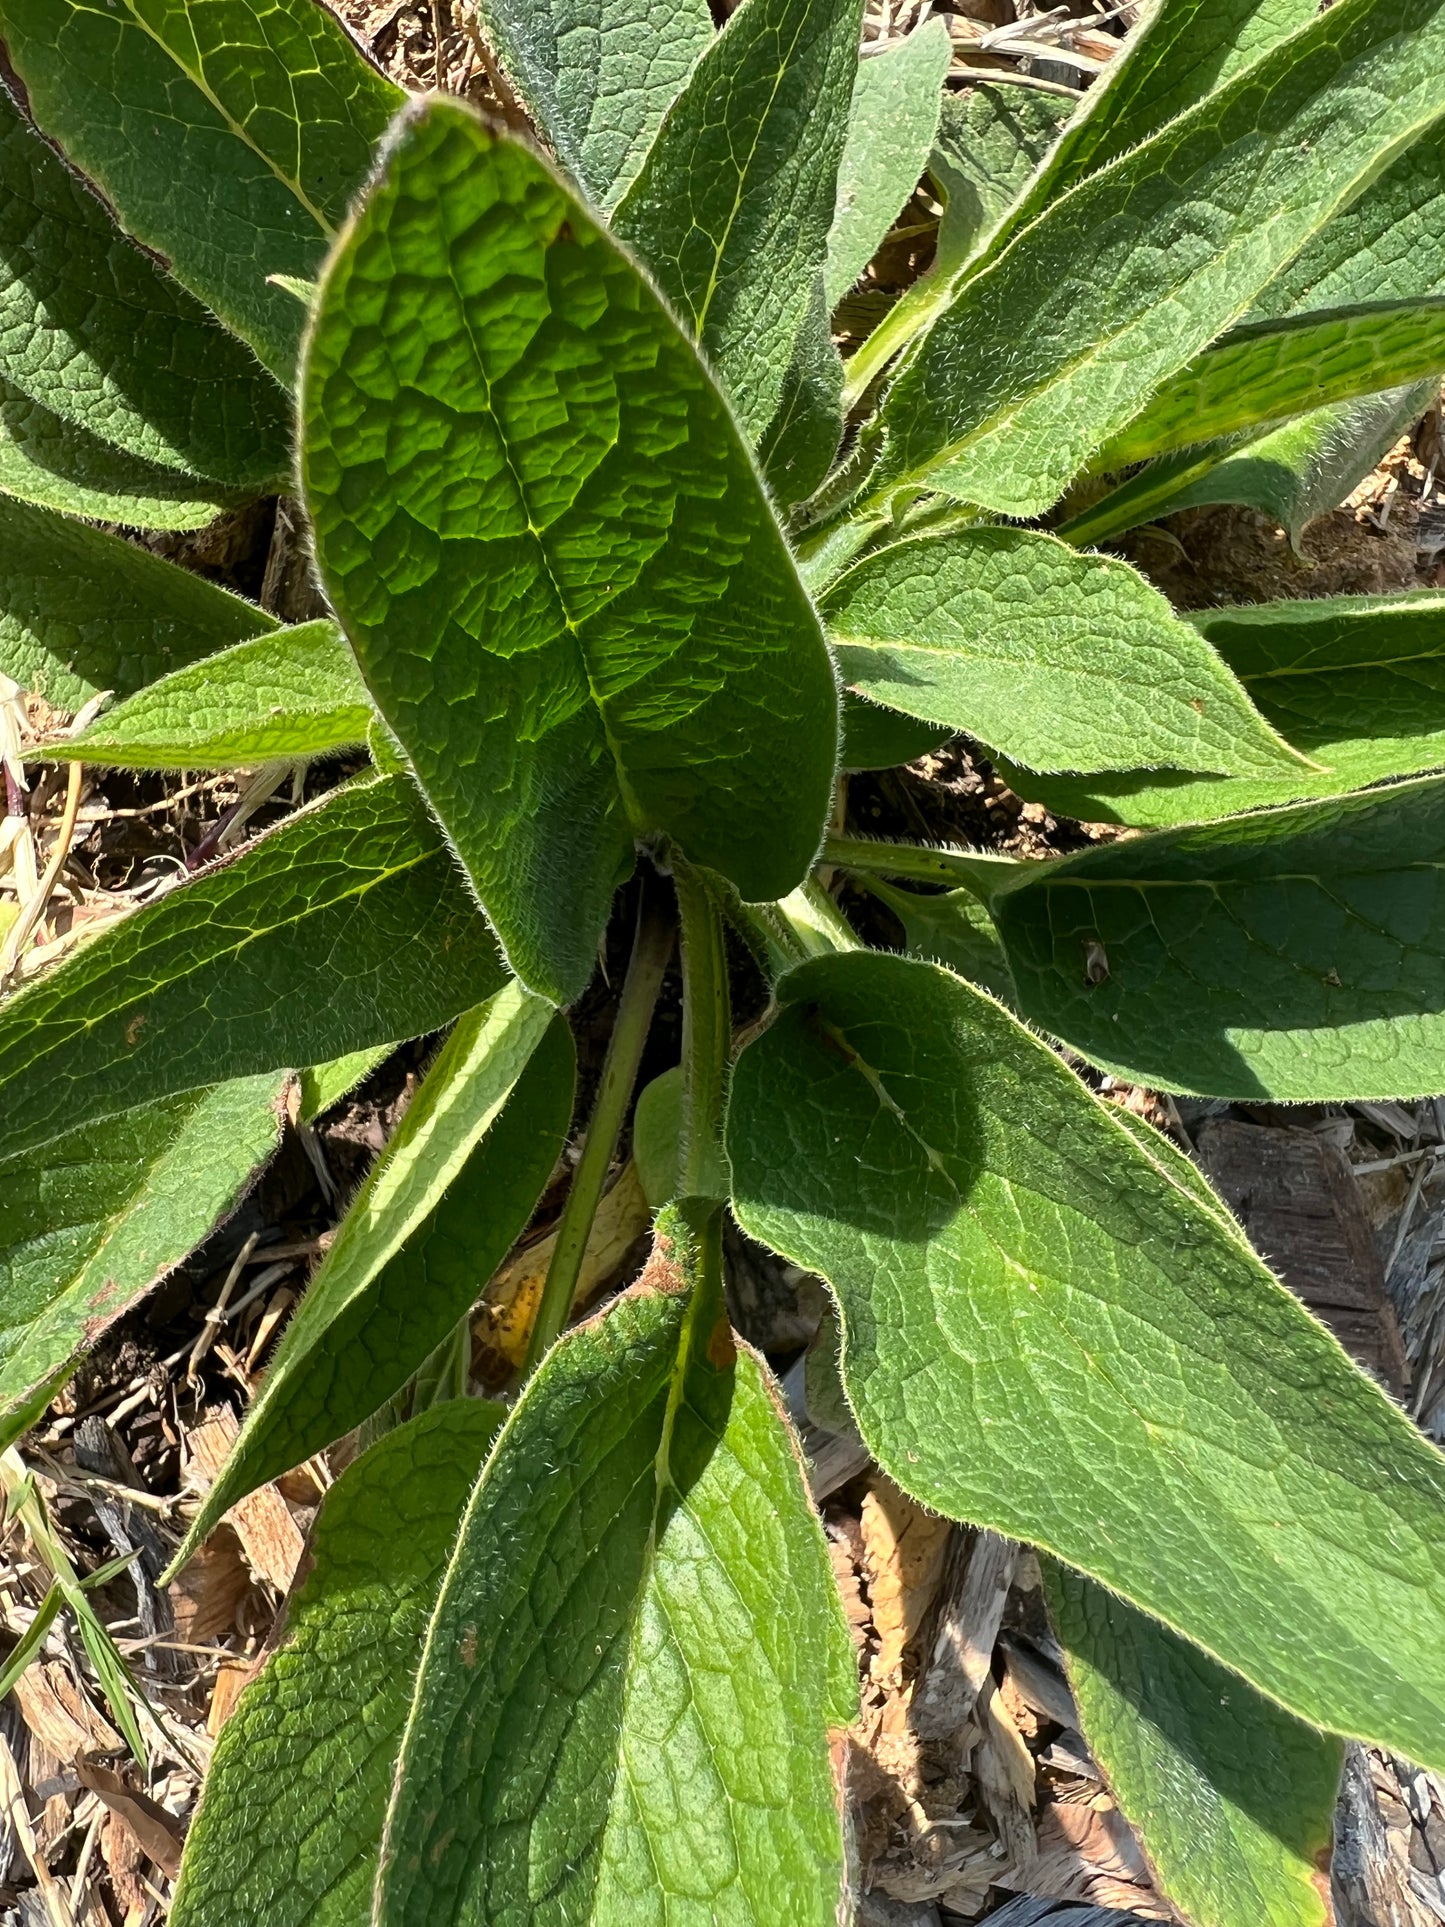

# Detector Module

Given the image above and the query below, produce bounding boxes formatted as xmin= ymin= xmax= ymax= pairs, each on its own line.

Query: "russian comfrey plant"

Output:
xmin=0 ymin=0 xmax=1444 ymax=1919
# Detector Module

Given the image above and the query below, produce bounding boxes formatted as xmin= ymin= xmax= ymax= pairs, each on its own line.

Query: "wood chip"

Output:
xmin=205 ymin=1658 xmax=257 ymax=1738
xmin=74 ymin=1758 xmax=184 ymax=1879
xmin=0 ymin=1731 xmax=74 ymax=1927
xmin=912 ymin=1529 xmax=1017 ymax=1751
xmin=167 ymin=1523 xmax=251 ymax=1642
xmin=12 ymin=1663 xmax=121 ymax=1762
xmin=182 ymin=1409 xmax=304 ymax=1592
xmin=860 ymin=1476 xmax=952 ymax=1686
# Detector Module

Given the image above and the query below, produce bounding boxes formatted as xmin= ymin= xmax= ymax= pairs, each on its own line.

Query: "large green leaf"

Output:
xmin=874 ymin=0 xmax=1445 ymax=518
xmin=998 ymin=591 xmax=1445 ymax=827
xmin=822 ymin=528 xmax=1306 ymax=778
xmin=0 ymin=0 xmax=401 ymax=381
xmin=0 ymin=1073 xmax=286 ymax=1452
xmin=0 ymin=86 xmax=289 ymax=485
xmin=173 ymin=986 xmax=572 ymax=1569
xmin=171 ymin=1400 xmax=502 ymax=1927
xmin=377 ymin=1206 xmax=855 ymax=1926
xmin=1045 ymin=1565 xmax=1341 ymax=1927
xmin=612 ymin=0 xmax=862 ymax=443
xmin=468 ymin=0 xmax=712 ymax=211
xmin=58 ymin=621 xmax=372 ymax=768
xmin=991 ymin=773 xmax=1445 ymax=1099
xmin=303 ymin=100 xmax=837 ymax=1005
xmin=755 ymin=277 xmax=845 ymax=507
xmin=856 ymin=875 xmax=1015 ymax=1004
xmin=1094 ymin=298 xmax=1445 ymax=471
xmin=824 ymin=20 xmax=950 ymax=308
xmin=0 ymin=378 xmax=239 ymax=530
xmin=839 ymin=692 xmax=950 ymax=771
xmin=0 ymin=773 xmax=505 ymax=1158
xmin=727 ymin=949 xmax=1445 ymax=1767
xmin=0 ymin=494 xmax=274 ymax=707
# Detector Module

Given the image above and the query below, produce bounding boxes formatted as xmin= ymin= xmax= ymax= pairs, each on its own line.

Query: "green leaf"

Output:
xmin=727 ymin=949 xmax=1445 ymax=1767
xmin=824 ymin=20 xmax=950 ymax=308
xmin=612 ymin=0 xmax=863 ymax=443
xmin=633 ymin=1064 xmax=683 ymax=1211
xmin=991 ymin=772 xmax=1445 ymax=1099
xmin=173 ymin=985 xmax=572 ymax=1569
xmin=0 ymin=773 xmax=506 ymax=1158
xmin=298 ymin=1044 xmax=393 ymax=1125
xmin=856 ymin=875 xmax=1015 ymax=1003
xmin=0 ymin=1073 xmax=285 ymax=1452
xmin=874 ymin=0 xmax=1445 ymax=518
xmin=0 ymin=378 xmax=241 ymax=530
xmin=1094 ymin=298 xmax=1445 ymax=471
xmin=58 ymin=621 xmax=373 ymax=768
xmin=0 ymin=86 xmax=289 ymax=487
xmin=377 ymin=1203 xmax=855 ymax=1926
xmin=928 ymin=85 xmax=1074 ymax=277
xmin=0 ymin=494 xmax=274 ymax=708
xmin=468 ymin=0 xmax=712 ymax=210
xmin=0 ymin=0 xmax=402 ymax=381
xmin=1044 ymin=1563 xmax=1342 ymax=1927
xmin=756 ymin=278 xmax=845 ymax=508
xmin=303 ymin=100 xmax=837 ymax=1005
xmin=840 ymin=691 xmax=950 ymax=771
xmin=170 ymin=1400 xmax=502 ymax=1927
xmin=997 ymin=590 xmax=1445 ymax=827
xmin=822 ymin=528 xmax=1307 ymax=778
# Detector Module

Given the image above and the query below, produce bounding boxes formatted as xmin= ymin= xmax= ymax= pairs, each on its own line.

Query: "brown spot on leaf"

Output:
xmin=1190 ymin=697 xmax=1206 ymax=714
xmin=428 ymin=1827 xmax=456 ymax=1866
xmin=125 ymin=1010 xmax=147 ymax=1046
xmin=706 ymin=1315 xmax=736 ymax=1371
xmin=636 ymin=1229 xmax=687 ymax=1297
xmin=1084 ymin=938 xmax=1109 ymax=985
xmin=459 ymin=1625 xmax=477 ymax=1668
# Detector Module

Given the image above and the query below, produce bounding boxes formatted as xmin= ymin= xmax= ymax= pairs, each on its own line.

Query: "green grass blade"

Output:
xmin=170 ymin=1401 xmax=502 ymax=1927
xmin=0 ymin=87 xmax=289 ymax=486
xmin=613 ymin=0 xmax=863 ymax=444
xmin=875 ymin=0 xmax=1445 ymax=518
xmin=303 ymin=101 xmax=837 ymax=1004
xmin=992 ymin=772 xmax=1445 ymax=1098
xmin=377 ymin=1203 xmax=855 ymax=1926
xmin=0 ymin=0 xmax=401 ymax=380
xmin=0 ymin=773 xmax=506 ymax=1156
xmin=822 ymin=527 xmax=1308 ymax=778
xmin=171 ymin=987 xmax=572 ymax=1571
xmin=1045 ymin=1562 xmax=1342 ymax=1927
xmin=728 ymin=949 xmax=1445 ymax=1768
xmin=56 ymin=621 xmax=373 ymax=768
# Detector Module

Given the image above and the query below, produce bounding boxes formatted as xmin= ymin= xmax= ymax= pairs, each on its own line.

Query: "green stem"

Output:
xmin=823 ymin=832 xmax=1023 ymax=900
xmin=673 ymin=857 xmax=731 ymax=1202
xmin=523 ymin=871 xmax=674 ymax=1376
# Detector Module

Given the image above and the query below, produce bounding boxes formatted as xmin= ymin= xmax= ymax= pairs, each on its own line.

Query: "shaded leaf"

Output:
xmin=728 ymin=949 xmax=1445 ymax=1767
xmin=857 ymin=875 xmax=1015 ymax=1003
xmin=840 ymin=691 xmax=950 ymax=771
xmin=757 ymin=277 xmax=845 ymax=508
xmin=171 ymin=1401 xmax=502 ymax=1927
xmin=378 ymin=1204 xmax=855 ymax=1926
xmin=875 ymin=0 xmax=1445 ymax=517
xmin=297 ymin=1044 xmax=393 ymax=1126
xmin=928 ymin=84 xmax=1073 ymax=275
xmin=0 ymin=0 xmax=401 ymax=380
xmin=993 ymin=771 xmax=1445 ymax=1099
xmin=823 ymin=527 xmax=1306 ymax=777
xmin=0 ymin=85 xmax=289 ymax=485
xmin=998 ymin=590 xmax=1445 ymax=827
xmin=0 ymin=773 xmax=506 ymax=1157
xmin=59 ymin=621 xmax=372 ymax=768
xmin=0 ymin=494 xmax=274 ymax=707
xmin=174 ymin=985 xmax=572 ymax=1567
xmin=0 ymin=1074 xmax=286 ymax=1451
xmin=468 ymin=0 xmax=712 ymax=210
xmin=1045 ymin=1561 xmax=1342 ymax=1927
xmin=613 ymin=0 xmax=862 ymax=442
xmin=632 ymin=1064 xmax=682 ymax=1211
xmin=824 ymin=20 xmax=950 ymax=307
xmin=303 ymin=101 xmax=836 ymax=1004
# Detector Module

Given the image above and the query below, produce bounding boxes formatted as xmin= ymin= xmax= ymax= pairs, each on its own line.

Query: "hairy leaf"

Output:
xmin=378 ymin=1206 xmax=855 ymax=1926
xmin=857 ymin=876 xmax=1014 ymax=1003
xmin=304 ymin=101 xmax=837 ymax=1004
xmin=756 ymin=276 xmax=845 ymax=507
xmin=171 ymin=1401 xmax=502 ymax=1927
xmin=0 ymin=0 xmax=401 ymax=380
xmin=612 ymin=0 xmax=862 ymax=442
xmin=0 ymin=1074 xmax=285 ymax=1452
xmin=991 ymin=774 xmax=1445 ymax=1099
xmin=840 ymin=692 xmax=950 ymax=771
xmin=928 ymin=85 xmax=1073 ymax=273
xmin=175 ymin=986 xmax=572 ymax=1567
xmin=1045 ymin=1564 xmax=1342 ymax=1927
xmin=59 ymin=622 xmax=372 ymax=768
xmin=298 ymin=1045 xmax=393 ymax=1126
xmin=728 ymin=950 xmax=1445 ymax=1767
xmin=0 ymin=86 xmax=289 ymax=486
xmin=824 ymin=20 xmax=950 ymax=308
xmin=467 ymin=0 xmax=712 ymax=210
xmin=0 ymin=494 xmax=274 ymax=707
xmin=822 ymin=528 xmax=1305 ymax=777
xmin=1095 ymin=298 xmax=1445 ymax=471
xmin=0 ymin=773 xmax=505 ymax=1157
xmin=998 ymin=591 xmax=1445 ymax=827
xmin=875 ymin=0 xmax=1445 ymax=518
